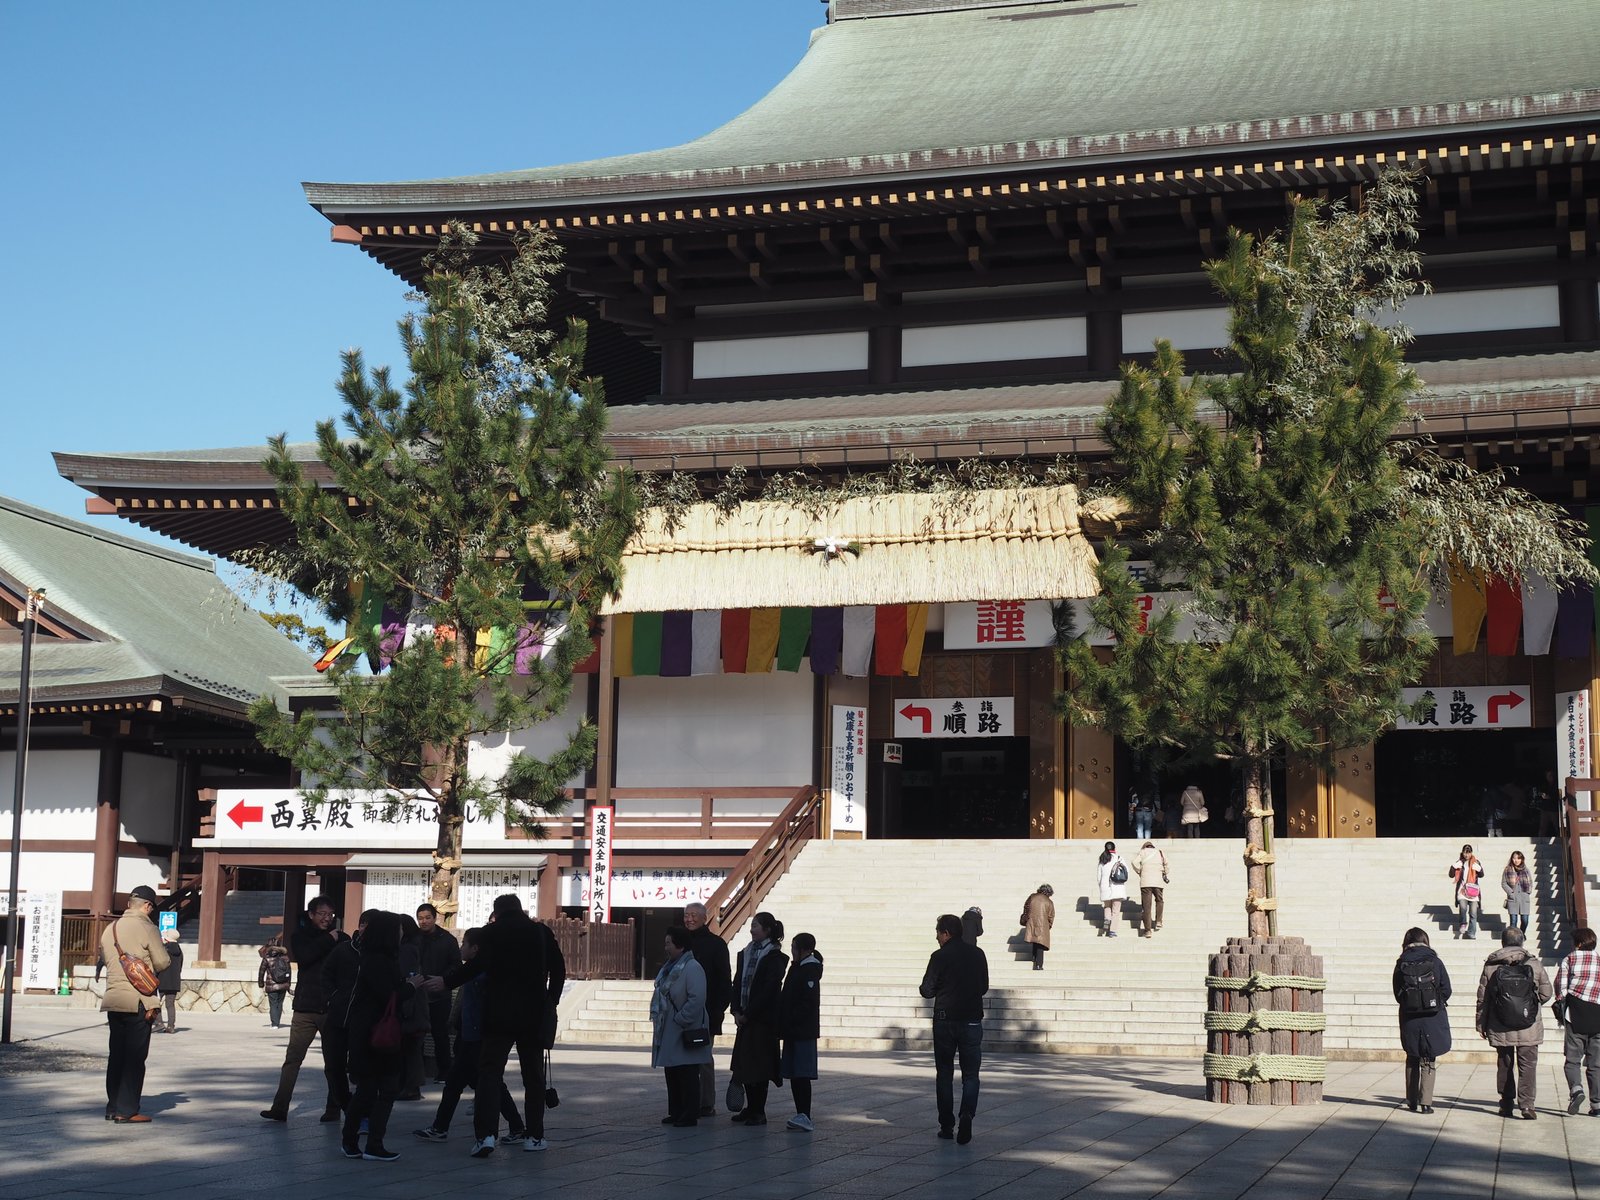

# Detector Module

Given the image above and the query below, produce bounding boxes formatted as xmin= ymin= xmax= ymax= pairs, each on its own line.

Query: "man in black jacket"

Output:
xmin=318 ymin=907 xmax=378 ymax=1122
xmin=438 ymin=894 xmax=565 ymax=1156
xmin=919 ymin=913 xmax=989 ymax=1145
xmin=261 ymin=896 xmax=349 ymax=1122
xmin=683 ymin=901 xmax=732 ymax=1116
xmin=415 ymin=903 xmax=462 ymax=1081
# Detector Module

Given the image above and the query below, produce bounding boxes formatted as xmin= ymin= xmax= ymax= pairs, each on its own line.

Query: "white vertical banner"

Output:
xmin=23 ymin=891 xmax=61 ymax=991
xmin=588 ymin=806 xmax=614 ymax=924
xmin=1558 ymin=690 xmax=1593 ymax=810
xmin=830 ymin=705 xmax=867 ymax=834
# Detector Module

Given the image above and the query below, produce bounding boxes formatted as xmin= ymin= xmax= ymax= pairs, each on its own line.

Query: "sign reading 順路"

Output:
xmin=1395 ymin=685 xmax=1532 ymax=731
xmin=894 ymin=696 xmax=1014 ymax=739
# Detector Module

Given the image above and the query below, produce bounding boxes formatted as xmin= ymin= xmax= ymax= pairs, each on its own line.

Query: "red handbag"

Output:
xmin=369 ymin=993 xmax=401 ymax=1050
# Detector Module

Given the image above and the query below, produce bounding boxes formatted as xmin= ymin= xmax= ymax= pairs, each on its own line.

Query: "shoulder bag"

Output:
xmin=113 ymin=927 xmax=160 ymax=997
xmin=370 ymin=993 xmax=402 ymax=1050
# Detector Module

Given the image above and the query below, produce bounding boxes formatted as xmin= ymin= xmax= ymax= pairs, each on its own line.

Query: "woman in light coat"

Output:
xmin=1450 ymin=844 xmax=1487 ymax=940
xmin=1097 ymin=842 xmax=1129 ymax=938
xmin=1021 ymin=886 xmax=1054 ymax=970
xmin=1501 ymin=850 xmax=1532 ymax=935
xmin=1179 ymin=784 xmax=1208 ymax=837
xmin=651 ymin=925 xmax=711 ymax=1127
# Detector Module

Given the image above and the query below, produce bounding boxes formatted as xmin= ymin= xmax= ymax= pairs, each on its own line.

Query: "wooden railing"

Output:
xmin=545 ymin=915 xmax=634 ymax=980
xmin=551 ymin=786 xmax=806 ymax=841
xmin=702 ymin=784 xmax=822 ymax=939
xmin=1562 ymin=779 xmax=1600 ymax=928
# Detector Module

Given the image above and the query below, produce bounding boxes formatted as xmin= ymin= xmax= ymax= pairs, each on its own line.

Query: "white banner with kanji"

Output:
xmin=830 ymin=705 xmax=867 ymax=833
xmin=1558 ymin=689 xmax=1592 ymax=808
xmin=1395 ymin=685 xmax=1532 ymax=731
xmin=588 ymin=806 xmax=614 ymax=924
xmin=893 ymin=696 xmax=1014 ymax=739
xmin=22 ymin=891 xmax=61 ymax=991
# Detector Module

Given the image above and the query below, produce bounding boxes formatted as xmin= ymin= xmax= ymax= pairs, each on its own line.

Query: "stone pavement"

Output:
xmin=2 ymin=997 xmax=1596 ymax=1200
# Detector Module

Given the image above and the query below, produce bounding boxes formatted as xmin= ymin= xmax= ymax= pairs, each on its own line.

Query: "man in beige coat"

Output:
xmin=1476 ymin=926 xmax=1553 ymax=1119
xmin=100 ymin=884 xmax=170 ymax=1123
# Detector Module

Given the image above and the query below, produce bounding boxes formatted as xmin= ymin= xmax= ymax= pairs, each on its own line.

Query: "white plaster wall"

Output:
xmin=615 ymin=672 xmax=813 ymax=787
xmin=115 ymin=854 xmax=166 ymax=894
xmin=468 ymin=677 xmax=590 ymax=785
xmin=902 ymin=316 xmax=1086 ymax=366
xmin=1378 ymin=285 xmax=1561 ymax=335
xmin=1123 ymin=307 xmax=1231 ymax=352
xmin=0 ymin=851 xmax=94 ymax=897
xmin=693 ymin=331 xmax=869 ymax=379
xmin=0 ymin=748 xmax=100 ymax=839
xmin=120 ymin=752 xmax=176 ymax=843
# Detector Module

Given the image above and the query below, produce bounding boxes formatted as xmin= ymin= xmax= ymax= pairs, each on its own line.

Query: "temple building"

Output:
xmin=49 ymin=0 xmax=1600 ymax=954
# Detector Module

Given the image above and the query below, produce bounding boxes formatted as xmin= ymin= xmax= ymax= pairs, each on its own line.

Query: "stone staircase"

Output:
xmin=562 ymin=836 xmax=1599 ymax=1061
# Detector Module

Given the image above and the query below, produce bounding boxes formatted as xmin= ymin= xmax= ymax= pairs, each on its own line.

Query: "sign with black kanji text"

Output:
xmin=1395 ymin=685 xmax=1531 ymax=731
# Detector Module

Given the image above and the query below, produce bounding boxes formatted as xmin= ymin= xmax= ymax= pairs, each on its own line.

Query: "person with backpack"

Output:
xmin=1392 ymin=927 xmax=1452 ymax=1113
xmin=1475 ymin=926 xmax=1553 ymax=1119
xmin=1553 ymin=925 xmax=1600 ymax=1117
xmin=1097 ymin=843 xmax=1129 ymax=938
xmin=1450 ymin=845 xmax=1486 ymax=939
xmin=259 ymin=939 xmax=292 ymax=1029
xmin=155 ymin=931 xmax=184 ymax=1034
xmin=1131 ymin=841 xmax=1168 ymax=938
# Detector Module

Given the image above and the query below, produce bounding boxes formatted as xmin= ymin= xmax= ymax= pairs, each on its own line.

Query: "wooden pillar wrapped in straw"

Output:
xmin=1204 ymin=936 xmax=1325 ymax=1104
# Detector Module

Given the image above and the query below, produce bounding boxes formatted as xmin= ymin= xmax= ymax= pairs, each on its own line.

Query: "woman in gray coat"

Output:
xmin=651 ymin=925 xmax=711 ymax=1127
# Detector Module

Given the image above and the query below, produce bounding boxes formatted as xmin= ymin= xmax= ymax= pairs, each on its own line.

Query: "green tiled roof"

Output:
xmin=0 ymin=496 xmax=313 ymax=710
xmin=305 ymin=0 xmax=1600 ymax=211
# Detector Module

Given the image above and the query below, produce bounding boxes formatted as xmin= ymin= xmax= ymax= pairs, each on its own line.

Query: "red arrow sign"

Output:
xmin=228 ymin=800 xmax=264 ymax=829
xmin=898 ymin=703 xmax=933 ymax=734
xmin=1487 ymin=691 xmax=1525 ymax=724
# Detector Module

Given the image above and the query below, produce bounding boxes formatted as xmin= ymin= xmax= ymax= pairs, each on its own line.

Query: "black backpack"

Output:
xmin=268 ymin=955 xmax=291 ymax=986
xmin=1486 ymin=955 xmax=1539 ymax=1031
xmin=1397 ymin=957 xmax=1442 ymax=1017
xmin=1109 ymin=860 xmax=1129 ymax=885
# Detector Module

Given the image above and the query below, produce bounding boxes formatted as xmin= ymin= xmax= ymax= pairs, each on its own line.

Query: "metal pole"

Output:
xmin=3 ymin=587 xmax=45 ymax=1044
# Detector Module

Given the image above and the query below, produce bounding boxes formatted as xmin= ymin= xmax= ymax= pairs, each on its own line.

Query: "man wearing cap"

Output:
xmin=100 ymin=885 xmax=170 ymax=1123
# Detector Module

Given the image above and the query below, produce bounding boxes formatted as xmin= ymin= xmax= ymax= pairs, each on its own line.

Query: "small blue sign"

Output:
xmin=159 ymin=911 xmax=178 ymax=933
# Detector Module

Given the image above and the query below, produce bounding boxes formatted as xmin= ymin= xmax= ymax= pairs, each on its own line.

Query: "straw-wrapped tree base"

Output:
xmin=1204 ymin=936 xmax=1326 ymax=1104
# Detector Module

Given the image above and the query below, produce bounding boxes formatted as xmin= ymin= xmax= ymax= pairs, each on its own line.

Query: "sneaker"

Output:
xmin=523 ymin=1137 xmax=548 ymax=1152
xmin=1107 ymin=930 xmax=1118 ymax=938
xmin=414 ymin=1127 xmax=448 ymax=1142
xmin=363 ymin=1145 xmax=400 ymax=1162
xmin=470 ymin=1136 xmax=495 ymax=1158
xmin=1571 ymin=1092 xmax=1586 ymax=1116
xmin=1521 ymin=1109 xmax=1538 ymax=1121
xmin=500 ymin=1132 xmax=527 ymax=1146
xmin=786 ymin=1114 xmax=814 ymax=1132
xmin=340 ymin=1143 xmax=362 ymax=1159
xmin=1590 ymin=1108 xmax=1599 ymax=1117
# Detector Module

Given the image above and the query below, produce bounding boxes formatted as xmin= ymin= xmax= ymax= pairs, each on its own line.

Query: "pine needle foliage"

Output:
xmin=1055 ymin=170 xmax=1591 ymax=936
xmin=247 ymin=233 xmax=639 ymax=926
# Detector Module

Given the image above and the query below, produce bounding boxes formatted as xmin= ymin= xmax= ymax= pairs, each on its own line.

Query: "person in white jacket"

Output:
xmin=1097 ymin=842 xmax=1130 ymax=938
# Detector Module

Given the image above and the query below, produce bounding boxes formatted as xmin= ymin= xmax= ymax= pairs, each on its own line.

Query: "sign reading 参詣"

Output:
xmin=588 ymin=806 xmax=614 ymax=924
xmin=1558 ymin=689 xmax=1593 ymax=809
xmin=1394 ymin=685 xmax=1532 ymax=730
xmin=830 ymin=705 xmax=867 ymax=833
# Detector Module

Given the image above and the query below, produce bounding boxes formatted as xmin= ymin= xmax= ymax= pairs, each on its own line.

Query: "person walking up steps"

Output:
xmin=1020 ymin=886 xmax=1053 ymax=969
xmin=1131 ymin=841 xmax=1168 ymax=938
xmin=1097 ymin=843 xmax=1129 ymax=937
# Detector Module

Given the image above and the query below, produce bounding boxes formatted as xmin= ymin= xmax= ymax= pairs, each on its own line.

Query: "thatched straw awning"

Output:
xmin=602 ymin=485 xmax=1108 ymax=615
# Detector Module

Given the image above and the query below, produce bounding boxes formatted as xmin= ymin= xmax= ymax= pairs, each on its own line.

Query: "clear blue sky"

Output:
xmin=1 ymin=1 xmax=823 ymax=530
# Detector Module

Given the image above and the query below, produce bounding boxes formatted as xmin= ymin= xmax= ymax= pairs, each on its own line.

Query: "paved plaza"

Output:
xmin=1 ymin=997 xmax=1596 ymax=1200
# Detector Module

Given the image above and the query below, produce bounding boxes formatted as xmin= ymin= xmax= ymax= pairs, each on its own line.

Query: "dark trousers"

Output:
xmin=1496 ymin=1044 xmax=1539 ymax=1112
xmin=106 ymin=1009 xmax=154 ymax=1118
xmin=1563 ymin=1028 xmax=1600 ymax=1101
xmin=1141 ymin=887 xmax=1165 ymax=933
xmin=932 ymin=1018 xmax=983 ymax=1129
xmin=1030 ymin=943 xmax=1046 ymax=969
xmin=433 ymin=1036 xmax=523 ymax=1134
xmin=322 ymin=1021 xmax=353 ymax=1114
xmin=791 ymin=1076 xmax=812 ymax=1116
xmin=270 ymin=1009 xmax=339 ymax=1114
xmin=267 ymin=990 xmax=285 ymax=1027
xmin=427 ymin=995 xmax=453 ymax=1078
xmin=743 ymin=1080 xmax=770 ymax=1117
xmin=344 ymin=1054 xmax=401 ymax=1150
xmin=663 ymin=1064 xmax=701 ymax=1120
xmin=477 ymin=1024 xmax=546 ymax=1141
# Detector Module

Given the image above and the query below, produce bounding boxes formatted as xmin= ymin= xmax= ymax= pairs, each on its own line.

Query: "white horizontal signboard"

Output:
xmin=1395 ymin=685 xmax=1531 ymax=731
xmin=208 ymin=789 xmax=501 ymax=848
xmin=894 ymin=697 xmax=1014 ymax=739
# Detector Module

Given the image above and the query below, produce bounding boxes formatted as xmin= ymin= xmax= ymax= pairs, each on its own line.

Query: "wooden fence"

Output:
xmin=546 ymin=915 xmax=634 ymax=980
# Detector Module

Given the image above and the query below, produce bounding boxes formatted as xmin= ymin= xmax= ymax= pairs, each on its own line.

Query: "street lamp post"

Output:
xmin=3 ymin=587 xmax=45 ymax=1045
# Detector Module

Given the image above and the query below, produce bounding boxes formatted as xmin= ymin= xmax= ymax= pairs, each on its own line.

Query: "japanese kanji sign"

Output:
xmin=563 ymin=867 xmax=730 ymax=908
xmin=944 ymin=600 xmax=1057 ymax=648
xmin=894 ymin=697 xmax=1014 ymax=739
xmin=208 ymin=789 xmax=500 ymax=848
xmin=1395 ymin=685 xmax=1532 ymax=731
xmin=1558 ymin=690 xmax=1592 ymax=808
xmin=830 ymin=705 xmax=867 ymax=833
xmin=588 ymin=806 xmax=614 ymax=924
xmin=23 ymin=891 xmax=61 ymax=991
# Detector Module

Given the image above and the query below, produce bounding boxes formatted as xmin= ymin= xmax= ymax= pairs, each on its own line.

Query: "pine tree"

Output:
xmin=1057 ymin=171 xmax=1593 ymax=937
xmin=248 ymin=233 xmax=638 ymax=928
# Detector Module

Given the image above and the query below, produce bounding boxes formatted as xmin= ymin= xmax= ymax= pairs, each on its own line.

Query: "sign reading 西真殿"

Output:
xmin=1394 ymin=685 xmax=1532 ymax=731
xmin=208 ymin=790 xmax=502 ymax=848
xmin=893 ymin=697 xmax=1014 ymax=739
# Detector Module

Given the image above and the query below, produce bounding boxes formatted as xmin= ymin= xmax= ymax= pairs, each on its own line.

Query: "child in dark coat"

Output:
xmin=778 ymin=932 xmax=824 ymax=1132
